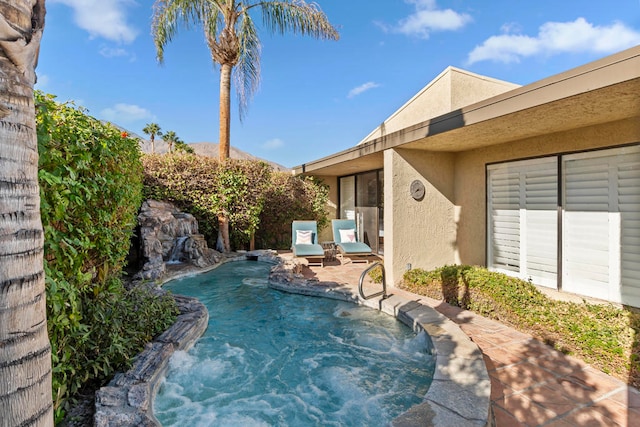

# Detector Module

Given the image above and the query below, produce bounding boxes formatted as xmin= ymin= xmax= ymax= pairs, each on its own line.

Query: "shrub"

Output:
xmin=79 ymin=282 xmax=178 ymax=386
xmin=142 ymin=154 xmax=272 ymax=249
xmin=142 ymin=153 xmax=221 ymax=245
xmin=142 ymin=154 xmax=329 ymax=250
xmin=402 ymin=265 xmax=640 ymax=388
xmin=367 ymin=264 xmax=384 ymax=284
xmin=257 ymin=173 xmax=329 ymax=249
xmin=212 ymin=159 xmax=272 ymax=249
xmin=36 ymin=92 xmax=178 ymax=422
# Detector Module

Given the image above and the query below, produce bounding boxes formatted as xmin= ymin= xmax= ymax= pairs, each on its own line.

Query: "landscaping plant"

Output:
xmin=257 ymin=173 xmax=330 ymax=249
xmin=402 ymin=265 xmax=640 ymax=388
xmin=36 ymin=92 xmax=179 ymax=422
xmin=142 ymin=153 xmax=329 ymax=250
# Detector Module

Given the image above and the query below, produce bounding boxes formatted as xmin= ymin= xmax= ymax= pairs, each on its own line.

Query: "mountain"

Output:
xmin=105 ymin=123 xmax=289 ymax=171
xmin=124 ymin=131 xmax=289 ymax=172
xmin=188 ymin=142 xmax=289 ymax=171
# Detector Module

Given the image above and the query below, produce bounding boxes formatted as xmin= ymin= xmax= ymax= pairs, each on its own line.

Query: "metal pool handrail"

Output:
xmin=359 ymin=261 xmax=387 ymax=300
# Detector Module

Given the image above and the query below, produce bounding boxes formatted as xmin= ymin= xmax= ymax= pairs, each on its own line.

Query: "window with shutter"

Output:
xmin=620 ymin=152 xmax=640 ymax=305
xmin=487 ymin=158 xmax=557 ymax=286
xmin=487 ymin=166 xmax=520 ymax=272
xmin=487 ymin=145 xmax=639 ymax=305
xmin=563 ymin=145 xmax=640 ymax=305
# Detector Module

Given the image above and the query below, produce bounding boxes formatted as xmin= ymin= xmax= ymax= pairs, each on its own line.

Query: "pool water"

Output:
xmin=153 ymin=261 xmax=434 ymax=426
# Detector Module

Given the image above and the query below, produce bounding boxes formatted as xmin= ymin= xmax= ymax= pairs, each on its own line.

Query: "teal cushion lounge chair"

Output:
xmin=331 ymin=219 xmax=372 ymax=263
xmin=291 ymin=220 xmax=325 ymax=267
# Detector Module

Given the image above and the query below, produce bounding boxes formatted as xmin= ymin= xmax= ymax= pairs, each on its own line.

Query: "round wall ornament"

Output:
xmin=410 ymin=179 xmax=425 ymax=200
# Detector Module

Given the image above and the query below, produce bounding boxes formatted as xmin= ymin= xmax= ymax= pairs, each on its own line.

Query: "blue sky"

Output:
xmin=37 ymin=0 xmax=640 ymax=167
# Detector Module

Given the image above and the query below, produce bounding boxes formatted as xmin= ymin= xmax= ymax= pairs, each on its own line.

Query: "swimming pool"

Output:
xmin=153 ymin=261 xmax=435 ymax=426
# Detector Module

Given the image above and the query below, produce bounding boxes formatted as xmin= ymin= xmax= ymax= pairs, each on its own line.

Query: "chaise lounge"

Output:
xmin=291 ymin=220 xmax=325 ymax=267
xmin=331 ymin=219 xmax=373 ymax=264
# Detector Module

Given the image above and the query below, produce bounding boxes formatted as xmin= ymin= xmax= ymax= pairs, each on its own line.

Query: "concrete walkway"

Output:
xmin=296 ymin=256 xmax=640 ymax=427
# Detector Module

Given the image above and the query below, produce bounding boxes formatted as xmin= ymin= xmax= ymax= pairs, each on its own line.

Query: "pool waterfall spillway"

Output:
xmin=166 ymin=236 xmax=188 ymax=264
xmin=134 ymin=200 xmax=220 ymax=281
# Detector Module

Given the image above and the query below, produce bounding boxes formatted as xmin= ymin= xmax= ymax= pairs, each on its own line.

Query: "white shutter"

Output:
xmin=563 ymin=157 xmax=611 ymax=300
xmin=563 ymin=145 xmax=640 ymax=305
xmin=619 ymin=148 xmax=640 ymax=306
xmin=524 ymin=164 xmax=558 ymax=287
xmin=488 ymin=166 xmax=520 ymax=273
xmin=487 ymin=145 xmax=639 ymax=306
xmin=487 ymin=158 xmax=557 ymax=285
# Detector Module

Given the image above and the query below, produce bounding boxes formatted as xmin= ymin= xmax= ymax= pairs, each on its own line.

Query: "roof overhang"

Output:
xmin=295 ymin=46 xmax=640 ymax=177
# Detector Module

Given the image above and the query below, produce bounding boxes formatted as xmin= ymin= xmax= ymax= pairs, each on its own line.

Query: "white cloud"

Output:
xmin=100 ymin=103 xmax=154 ymax=124
xmin=50 ymin=0 xmax=138 ymax=43
xmin=468 ymin=18 xmax=640 ymax=64
xmin=500 ymin=22 xmax=523 ymax=34
xmin=348 ymin=82 xmax=381 ymax=99
xmin=99 ymin=46 xmax=137 ymax=61
xmin=262 ymin=138 xmax=284 ymax=150
xmin=99 ymin=47 xmax=128 ymax=57
xmin=382 ymin=0 xmax=472 ymax=38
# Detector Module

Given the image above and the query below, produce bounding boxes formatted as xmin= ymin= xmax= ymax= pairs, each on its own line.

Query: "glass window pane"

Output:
xmin=340 ymin=176 xmax=355 ymax=219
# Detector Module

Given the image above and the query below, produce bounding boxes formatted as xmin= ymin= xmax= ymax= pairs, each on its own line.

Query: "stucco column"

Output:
xmin=383 ymin=149 xmax=398 ymax=285
xmin=384 ymin=148 xmax=458 ymax=287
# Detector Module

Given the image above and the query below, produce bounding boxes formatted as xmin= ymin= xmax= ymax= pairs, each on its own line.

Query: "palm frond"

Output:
xmin=257 ymin=0 xmax=339 ymax=41
xmin=203 ymin=4 xmax=226 ymax=69
xmin=234 ymin=12 xmax=261 ymax=119
xmin=152 ymin=0 xmax=219 ymax=63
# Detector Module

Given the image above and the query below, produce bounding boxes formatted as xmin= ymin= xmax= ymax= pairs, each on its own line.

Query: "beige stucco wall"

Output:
xmin=449 ymin=69 xmax=519 ymax=111
xmin=384 ymin=148 xmax=457 ymax=286
xmin=360 ymin=68 xmax=519 ymax=145
xmin=365 ymin=72 xmax=452 ymax=142
xmin=454 ymin=117 xmax=640 ymax=266
xmin=315 ymin=175 xmax=338 ymax=242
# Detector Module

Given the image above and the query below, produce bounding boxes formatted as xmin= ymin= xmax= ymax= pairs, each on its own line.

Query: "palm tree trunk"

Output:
xmin=216 ymin=213 xmax=230 ymax=253
xmin=218 ymin=63 xmax=232 ymax=252
xmin=219 ymin=63 xmax=232 ymax=161
xmin=0 ymin=1 xmax=53 ymax=426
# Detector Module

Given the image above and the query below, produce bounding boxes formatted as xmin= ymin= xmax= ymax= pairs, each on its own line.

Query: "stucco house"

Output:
xmin=294 ymin=45 xmax=640 ymax=308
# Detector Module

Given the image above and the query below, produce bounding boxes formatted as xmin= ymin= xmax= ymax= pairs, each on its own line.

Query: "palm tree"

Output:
xmin=174 ymin=138 xmax=195 ymax=154
xmin=163 ymin=130 xmax=178 ymax=153
xmin=152 ymin=0 xmax=339 ymax=252
xmin=0 ymin=1 xmax=53 ymax=426
xmin=142 ymin=122 xmax=162 ymax=153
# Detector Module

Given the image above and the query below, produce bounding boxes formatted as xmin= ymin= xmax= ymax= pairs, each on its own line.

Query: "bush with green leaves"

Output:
xmin=402 ymin=265 xmax=640 ymax=388
xmin=36 ymin=92 xmax=178 ymax=422
xmin=142 ymin=154 xmax=329 ymax=250
xmin=256 ymin=173 xmax=329 ymax=249
xmin=142 ymin=152 xmax=221 ymax=244
xmin=212 ymin=158 xmax=272 ymax=248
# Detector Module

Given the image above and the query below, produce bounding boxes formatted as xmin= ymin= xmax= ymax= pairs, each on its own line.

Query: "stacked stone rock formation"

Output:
xmin=135 ymin=200 xmax=220 ymax=280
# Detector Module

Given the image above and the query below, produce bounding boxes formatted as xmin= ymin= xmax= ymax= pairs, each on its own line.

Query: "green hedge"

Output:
xmin=36 ymin=92 xmax=178 ymax=422
xmin=257 ymin=173 xmax=329 ymax=249
xmin=142 ymin=153 xmax=329 ymax=250
xmin=402 ymin=265 xmax=640 ymax=388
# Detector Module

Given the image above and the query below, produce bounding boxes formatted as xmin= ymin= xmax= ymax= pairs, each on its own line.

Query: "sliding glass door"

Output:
xmin=339 ymin=170 xmax=383 ymax=254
